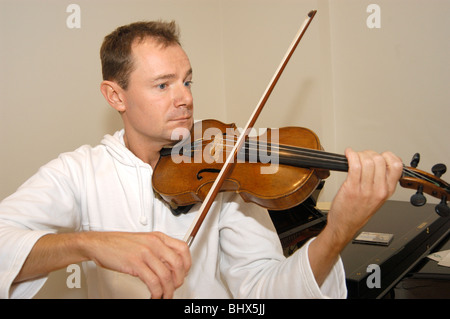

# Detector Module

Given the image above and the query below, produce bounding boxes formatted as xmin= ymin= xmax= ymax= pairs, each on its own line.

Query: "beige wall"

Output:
xmin=1 ymin=0 xmax=449 ymax=298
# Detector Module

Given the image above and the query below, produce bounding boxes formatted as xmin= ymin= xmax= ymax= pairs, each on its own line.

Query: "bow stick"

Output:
xmin=183 ymin=10 xmax=317 ymax=246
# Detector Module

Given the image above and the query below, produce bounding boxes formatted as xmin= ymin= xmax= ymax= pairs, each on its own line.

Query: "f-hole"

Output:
xmin=197 ymin=168 xmax=221 ymax=180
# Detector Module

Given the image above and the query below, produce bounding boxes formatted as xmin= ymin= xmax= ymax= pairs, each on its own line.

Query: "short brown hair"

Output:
xmin=100 ymin=21 xmax=181 ymax=89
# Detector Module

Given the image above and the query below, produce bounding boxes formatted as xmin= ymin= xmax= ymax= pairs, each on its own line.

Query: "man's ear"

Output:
xmin=100 ymin=80 xmax=126 ymax=112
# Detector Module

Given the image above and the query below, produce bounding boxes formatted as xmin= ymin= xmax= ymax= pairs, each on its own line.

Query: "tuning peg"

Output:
xmin=410 ymin=153 xmax=420 ymax=168
xmin=410 ymin=185 xmax=427 ymax=207
xmin=432 ymin=163 xmax=447 ymax=178
xmin=435 ymin=195 xmax=450 ymax=217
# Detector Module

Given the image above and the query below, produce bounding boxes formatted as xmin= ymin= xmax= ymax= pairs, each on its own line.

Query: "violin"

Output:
xmin=152 ymin=10 xmax=450 ymax=246
xmin=154 ymin=118 xmax=333 ymax=211
xmin=153 ymin=119 xmax=450 ymax=216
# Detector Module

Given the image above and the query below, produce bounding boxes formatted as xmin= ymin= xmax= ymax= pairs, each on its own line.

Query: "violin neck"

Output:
xmin=277 ymin=146 xmax=349 ymax=172
xmin=255 ymin=144 xmax=432 ymax=186
xmin=242 ymin=141 xmax=349 ymax=172
xmin=255 ymin=144 xmax=450 ymax=195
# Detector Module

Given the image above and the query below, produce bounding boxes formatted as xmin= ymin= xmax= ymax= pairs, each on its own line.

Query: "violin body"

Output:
xmin=153 ymin=119 xmax=330 ymax=211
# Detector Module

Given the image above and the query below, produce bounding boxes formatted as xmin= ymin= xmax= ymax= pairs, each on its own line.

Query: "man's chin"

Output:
xmin=169 ymin=123 xmax=193 ymax=143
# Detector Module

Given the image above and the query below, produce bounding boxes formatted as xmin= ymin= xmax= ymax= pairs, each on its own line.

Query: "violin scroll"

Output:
xmin=400 ymin=153 xmax=450 ymax=217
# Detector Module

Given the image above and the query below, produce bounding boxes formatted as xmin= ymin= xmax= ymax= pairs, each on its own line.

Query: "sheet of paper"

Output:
xmin=427 ymin=249 xmax=450 ymax=267
xmin=438 ymin=250 xmax=450 ymax=267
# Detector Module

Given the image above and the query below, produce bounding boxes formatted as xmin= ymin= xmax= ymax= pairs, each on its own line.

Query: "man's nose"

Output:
xmin=174 ymin=84 xmax=193 ymax=108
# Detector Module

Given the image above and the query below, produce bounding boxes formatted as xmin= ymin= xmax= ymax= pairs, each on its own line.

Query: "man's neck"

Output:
xmin=123 ymin=132 xmax=162 ymax=169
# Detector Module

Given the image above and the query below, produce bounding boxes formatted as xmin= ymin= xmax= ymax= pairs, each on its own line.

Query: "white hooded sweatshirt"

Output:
xmin=0 ymin=130 xmax=347 ymax=299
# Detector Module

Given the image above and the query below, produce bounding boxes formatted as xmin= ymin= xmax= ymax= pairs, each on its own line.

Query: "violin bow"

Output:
xmin=183 ymin=10 xmax=317 ymax=247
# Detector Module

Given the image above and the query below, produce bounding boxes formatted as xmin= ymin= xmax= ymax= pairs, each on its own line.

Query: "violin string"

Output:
xmin=188 ymin=138 xmax=450 ymax=191
xmin=193 ymin=139 xmax=348 ymax=167
xmin=190 ymin=137 xmax=348 ymax=171
xmin=192 ymin=137 xmax=348 ymax=163
xmin=403 ymin=166 xmax=447 ymax=188
xmin=193 ymin=137 xmax=347 ymax=161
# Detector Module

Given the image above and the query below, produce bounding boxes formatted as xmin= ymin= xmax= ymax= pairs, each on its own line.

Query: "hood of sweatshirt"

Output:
xmin=101 ymin=129 xmax=146 ymax=167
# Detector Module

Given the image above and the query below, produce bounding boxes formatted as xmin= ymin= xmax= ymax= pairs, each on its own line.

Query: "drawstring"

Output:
xmin=135 ymin=163 xmax=149 ymax=226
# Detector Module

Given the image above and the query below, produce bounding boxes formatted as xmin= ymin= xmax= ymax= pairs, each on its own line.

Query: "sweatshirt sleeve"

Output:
xmin=218 ymin=196 xmax=347 ymax=299
xmin=0 ymin=153 xmax=83 ymax=299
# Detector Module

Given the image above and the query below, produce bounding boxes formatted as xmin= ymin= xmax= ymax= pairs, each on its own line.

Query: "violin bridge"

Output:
xmin=210 ymin=134 xmax=224 ymax=163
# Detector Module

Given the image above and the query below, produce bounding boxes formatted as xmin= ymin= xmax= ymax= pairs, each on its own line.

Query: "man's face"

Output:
xmin=120 ymin=38 xmax=194 ymax=148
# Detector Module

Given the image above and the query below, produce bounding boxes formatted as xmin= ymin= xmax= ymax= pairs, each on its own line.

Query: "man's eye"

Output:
xmin=184 ymin=81 xmax=193 ymax=87
xmin=158 ymin=83 xmax=167 ymax=89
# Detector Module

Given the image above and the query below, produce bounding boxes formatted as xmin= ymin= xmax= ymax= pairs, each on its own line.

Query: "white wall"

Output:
xmin=327 ymin=0 xmax=450 ymax=202
xmin=1 ymin=0 xmax=449 ymax=298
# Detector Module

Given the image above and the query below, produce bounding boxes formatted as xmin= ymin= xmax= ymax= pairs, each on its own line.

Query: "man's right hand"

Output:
xmin=15 ymin=231 xmax=191 ymax=299
xmin=82 ymin=231 xmax=191 ymax=299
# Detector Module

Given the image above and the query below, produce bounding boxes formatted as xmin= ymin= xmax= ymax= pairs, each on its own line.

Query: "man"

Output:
xmin=0 ymin=21 xmax=403 ymax=299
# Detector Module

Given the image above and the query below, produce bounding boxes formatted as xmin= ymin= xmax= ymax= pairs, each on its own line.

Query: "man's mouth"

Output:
xmin=171 ymin=115 xmax=192 ymax=122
